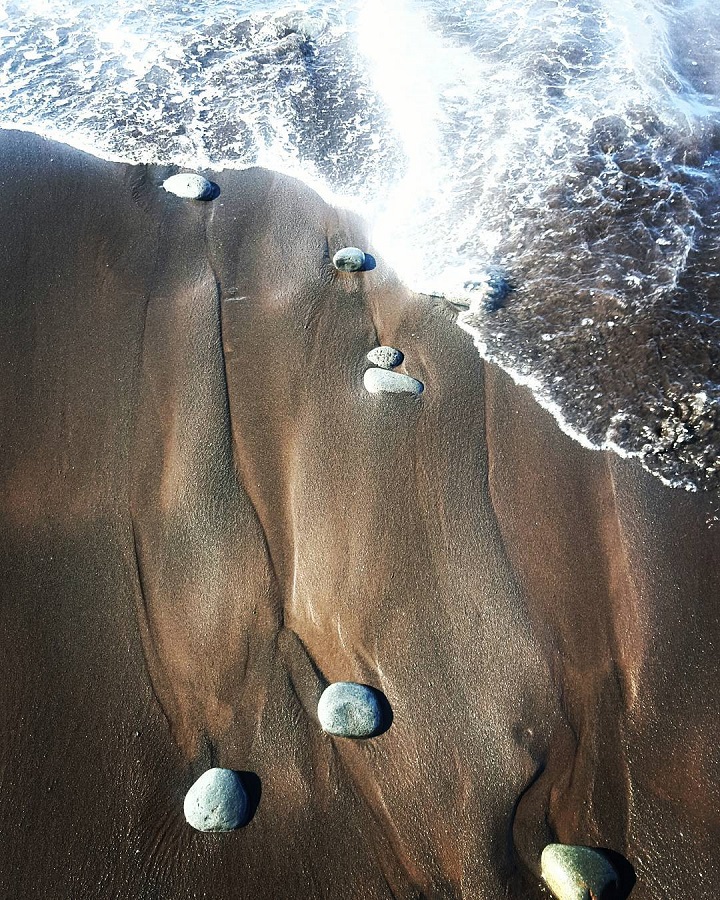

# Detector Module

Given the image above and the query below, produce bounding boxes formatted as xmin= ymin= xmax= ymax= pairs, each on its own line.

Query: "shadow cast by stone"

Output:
xmin=597 ymin=848 xmax=636 ymax=899
xmin=370 ymin=686 xmax=393 ymax=737
xmin=238 ymin=771 xmax=262 ymax=825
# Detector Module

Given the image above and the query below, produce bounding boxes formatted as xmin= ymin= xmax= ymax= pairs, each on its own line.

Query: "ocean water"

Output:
xmin=1 ymin=0 xmax=719 ymax=491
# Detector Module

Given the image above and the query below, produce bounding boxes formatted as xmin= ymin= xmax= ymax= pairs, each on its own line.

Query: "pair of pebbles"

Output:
xmin=184 ymin=682 xmax=385 ymax=833
xmin=184 ymin=771 xmax=620 ymax=900
xmin=162 ymin=178 xmax=365 ymax=278
xmin=364 ymin=346 xmax=423 ymax=396
xmin=333 ymin=248 xmax=424 ymax=395
xmin=184 ymin=774 xmax=620 ymax=900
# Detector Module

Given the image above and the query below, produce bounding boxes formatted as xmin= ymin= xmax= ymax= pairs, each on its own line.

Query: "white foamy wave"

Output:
xmin=360 ymin=0 xmax=718 ymax=295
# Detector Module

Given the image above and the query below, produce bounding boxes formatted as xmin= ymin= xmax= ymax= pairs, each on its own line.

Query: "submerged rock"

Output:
xmin=333 ymin=247 xmax=366 ymax=272
xmin=364 ymin=368 xmax=423 ymax=395
xmin=318 ymin=682 xmax=384 ymax=738
xmin=463 ymin=268 xmax=512 ymax=312
xmin=183 ymin=768 xmax=247 ymax=832
xmin=163 ymin=173 xmax=214 ymax=200
xmin=367 ymin=346 xmax=404 ymax=369
xmin=541 ymin=844 xmax=619 ymax=900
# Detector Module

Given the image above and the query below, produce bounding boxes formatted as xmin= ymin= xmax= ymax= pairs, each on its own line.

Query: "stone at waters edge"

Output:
xmin=184 ymin=768 xmax=248 ymax=832
xmin=318 ymin=682 xmax=384 ymax=738
xmin=367 ymin=346 xmax=404 ymax=369
xmin=364 ymin=368 xmax=424 ymax=395
xmin=163 ymin=173 xmax=214 ymax=200
xmin=333 ymin=247 xmax=366 ymax=272
xmin=541 ymin=844 xmax=619 ymax=900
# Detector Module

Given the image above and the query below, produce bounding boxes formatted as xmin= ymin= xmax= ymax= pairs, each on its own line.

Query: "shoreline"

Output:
xmin=2 ymin=121 xmax=710 ymax=497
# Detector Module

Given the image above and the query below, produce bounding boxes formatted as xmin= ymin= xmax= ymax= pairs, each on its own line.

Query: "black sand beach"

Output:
xmin=0 ymin=128 xmax=719 ymax=899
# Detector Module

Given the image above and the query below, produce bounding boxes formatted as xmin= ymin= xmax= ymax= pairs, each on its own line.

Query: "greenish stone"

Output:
xmin=541 ymin=844 xmax=619 ymax=900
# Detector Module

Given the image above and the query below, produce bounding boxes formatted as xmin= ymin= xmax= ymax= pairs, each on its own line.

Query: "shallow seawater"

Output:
xmin=0 ymin=0 xmax=719 ymax=491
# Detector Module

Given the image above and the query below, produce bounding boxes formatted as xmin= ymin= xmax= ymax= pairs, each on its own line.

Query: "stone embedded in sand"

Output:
xmin=183 ymin=768 xmax=247 ymax=832
xmin=364 ymin=368 xmax=423 ymax=395
xmin=541 ymin=844 xmax=619 ymax=900
xmin=367 ymin=346 xmax=404 ymax=370
xmin=318 ymin=682 xmax=384 ymax=738
xmin=163 ymin=173 xmax=214 ymax=200
xmin=333 ymin=247 xmax=366 ymax=272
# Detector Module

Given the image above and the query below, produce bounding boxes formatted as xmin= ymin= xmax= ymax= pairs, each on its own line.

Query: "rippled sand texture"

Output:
xmin=0 ymin=131 xmax=719 ymax=899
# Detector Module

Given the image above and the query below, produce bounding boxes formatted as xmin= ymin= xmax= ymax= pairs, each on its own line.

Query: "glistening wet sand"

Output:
xmin=0 ymin=129 xmax=718 ymax=899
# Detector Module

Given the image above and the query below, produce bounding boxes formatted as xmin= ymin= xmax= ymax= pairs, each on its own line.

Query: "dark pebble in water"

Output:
xmin=367 ymin=346 xmax=404 ymax=369
xmin=364 ymin=368 xmax=423 ymax=395
xmin=464 ymin=269 xmax=512 ymax=312
xmin=484 ymin=273 xmax=511 ymax=311
xmin=333 ymin=247 xmax=366 ymax=272
xmin=541 ymin=844 xmax=619 ymax=900
xmin=183 ymin=768 xmax=248 ymax=832
xmin=318 ymin=682 xmax=385 ymax=738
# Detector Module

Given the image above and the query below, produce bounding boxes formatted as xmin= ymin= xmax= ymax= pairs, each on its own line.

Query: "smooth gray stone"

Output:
xmin=364 ymin=368 xmax=423 ymax=395
xmin=541 ymin=844 xmax=619 ymax=900
xmin=367 ymin=346 xmax=404 ymax=369
xmin=163 ymin=173 xmax=214 ymax=200
xmin=183 ymin=768 xmax=247 ymax=832
xmin=333 ymin=246 xmax=366 ymax=272
xmin=318 ymin=682 xmax=383 ymax=738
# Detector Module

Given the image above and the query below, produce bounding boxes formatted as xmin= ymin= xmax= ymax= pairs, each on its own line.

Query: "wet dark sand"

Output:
xmin=0 ymin=128 xmax=718 ymax=899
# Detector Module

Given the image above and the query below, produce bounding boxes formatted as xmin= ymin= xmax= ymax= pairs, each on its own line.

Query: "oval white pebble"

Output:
xmin=367 ymin=346 xmax=404 ymax=369
xmin=318 ymin=682 xmax=384 ymax=738
xmin=163 ymin=173 xmax=214 ymax=200
xmin=364 ymin=368 xmax=423 ymax=395
xmin=184 ymin=767 xmax=247 ymax=832
xmin=333 ymin=247 xmax=366 ymax=272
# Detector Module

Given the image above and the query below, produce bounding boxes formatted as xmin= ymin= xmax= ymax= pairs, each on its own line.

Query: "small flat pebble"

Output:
xmin=541 ymin=844 xmax=619 ymax=900
xmin=367 ymin=346 xmax=404 ymax=369
xmin=318 ymin=682 xmax=384 ymax=738
xmin=184 ymin=768 xmax=247 ymax=832
xmin=364 ymin=368 xmax=423 ymax=395
xmin=163 ymin=173 xmax=214 ymax=200
xmin=333 ymin=247 xmax=366 ymax=272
